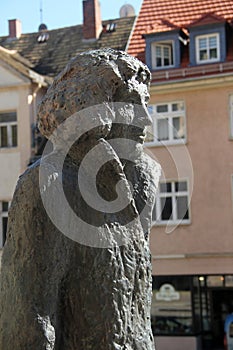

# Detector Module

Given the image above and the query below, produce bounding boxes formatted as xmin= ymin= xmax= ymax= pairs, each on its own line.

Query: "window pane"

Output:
xmin=2 ymin=217 xmax=8 ymax=246
xmin=157 ymin=105 xmax=168 ymax=113
xmin=160 ymin=182 xmax=172 ymax=193
xmin=209 ymin=36 xmax=217 ymax=48
xmin=2 ymin=202 xmax=8 ymax=212
xmin=200 ymin=49 xmax=208 ymax=61
xmin=0 ymin=126 xmax=8 ymax=147
xmin=158 ymin=118 xmax=169 ymax=141
xmin=199 ymin=38 xmax=207 ymax=49
xmin=164 ymin=58 xmax=170 ymax=66
xmin=209 ymin=48 xmax=217 ymax=59
xmin=206 ymin=276 xmax=224 ymax=287
xmin=12 ymin=125 xmax=17 ymax=147
xmin=156 ymin=45 xmax=162 ymax=57
xmin=163 ymin=46 xmax=170 ymax=58
xmin=172 ymin=102 xmax=184 ymax=112
xmin=161 ymin=197 xmax=172 ymax=220
xmin=0 ymin=112 xmax=17 ymax=123
xmin=175 ymin=181 xmax=187 ymax=192
xmin=173 ymin=117 xmax=185 ymax=139
xmin=225 ymin=276 xmax=233 ymax=287
xmin=156 ymin=57 xmax=162 ymax=67
xmin=176 ymin=196 xmax=189 ymax=220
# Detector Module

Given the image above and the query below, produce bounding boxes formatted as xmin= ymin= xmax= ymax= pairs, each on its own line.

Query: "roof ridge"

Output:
xmin=189 ymin=11 xmax=227 ymax=26
xmin=0 ymin=46 xmax=16 ymax=55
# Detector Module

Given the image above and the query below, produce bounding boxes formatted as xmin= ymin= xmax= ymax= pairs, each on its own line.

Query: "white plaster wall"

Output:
xmin=0 ymin=152 xmax=20 ymax=198
xmin=0 ymin=65 xmax=23 ymax=86
xmin=0 ymin=90 xmax=18 ymax=109
xmin=0 ymin=83 xmax=31 ymax=201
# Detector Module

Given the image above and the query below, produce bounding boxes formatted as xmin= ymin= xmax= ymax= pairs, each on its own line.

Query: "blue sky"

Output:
xmin=1 ymin=0 xmax=142 ymax=36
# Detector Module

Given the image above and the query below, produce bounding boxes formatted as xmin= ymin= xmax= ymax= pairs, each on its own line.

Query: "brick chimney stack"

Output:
xmin=83 ymin=0 xmax=102 ymax=40
xmin=8 ymin=19 xmax=22 ymax=39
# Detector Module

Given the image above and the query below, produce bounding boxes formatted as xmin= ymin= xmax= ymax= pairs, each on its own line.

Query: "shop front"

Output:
xmin=152 ymin=275 xmax=233 ymax=350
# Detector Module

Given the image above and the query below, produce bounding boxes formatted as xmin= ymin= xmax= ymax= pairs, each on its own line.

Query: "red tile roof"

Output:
xmin=127 ymin=0 xmax=233 ymax=62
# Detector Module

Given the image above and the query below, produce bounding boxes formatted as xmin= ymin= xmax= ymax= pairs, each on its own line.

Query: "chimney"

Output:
xmin=83 ymin=0 xmax=102 ymax=40
xmin=8 ymin=19 xmax=22 ymax=39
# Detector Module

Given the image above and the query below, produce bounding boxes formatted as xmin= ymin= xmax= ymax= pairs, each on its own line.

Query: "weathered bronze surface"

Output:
xmin=0 ymin=49 xmax=160 ymax=349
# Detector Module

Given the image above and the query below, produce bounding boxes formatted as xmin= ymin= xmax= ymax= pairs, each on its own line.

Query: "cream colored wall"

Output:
xmin=0 ymin=67 xmax=32 ymax=201
xmin=148 ymin=81 xmax=233 ymax=275
xmin=0 ymin=65 xmax=23 ymax=87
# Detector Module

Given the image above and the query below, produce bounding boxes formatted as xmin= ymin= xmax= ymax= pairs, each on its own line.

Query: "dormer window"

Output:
xmin=196 ymin=33 xmax=220 ymax=63
xmin=188 ymin=16 xmax=226 ymax=66
xmin=151 ymin=41 xmax=174 ymax=69
xmin=154 ymin=42 xmax=174 ymax=68
xmin=144 ymin=28 xmax=185 ymax=71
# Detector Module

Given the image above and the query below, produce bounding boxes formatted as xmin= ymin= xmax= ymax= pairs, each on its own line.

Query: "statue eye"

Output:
xmin=137 ymin=69 xmax=149 ymax=83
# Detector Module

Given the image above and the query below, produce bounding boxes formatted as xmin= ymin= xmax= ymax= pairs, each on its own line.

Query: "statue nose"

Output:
xmin=134 ymin=103 xmax=153 ymax=128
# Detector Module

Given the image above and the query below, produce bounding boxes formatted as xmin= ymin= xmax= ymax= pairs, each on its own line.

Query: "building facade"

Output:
xmin=128 ymin=1 xmax=233 ymax=349
xmin=1 ymin=0 xmax=233 ymax=349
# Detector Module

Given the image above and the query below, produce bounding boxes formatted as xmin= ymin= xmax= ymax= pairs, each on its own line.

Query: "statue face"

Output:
xmin=108 ymin=63 xmax=152 ymax=146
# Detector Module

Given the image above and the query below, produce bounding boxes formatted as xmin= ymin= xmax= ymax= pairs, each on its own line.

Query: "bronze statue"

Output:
xmin=0 ymin=49 xmax=160 ymax=349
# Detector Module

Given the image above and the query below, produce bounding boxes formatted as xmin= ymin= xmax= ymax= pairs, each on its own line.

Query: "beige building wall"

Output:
xmin=0 ymin=64 xmax=33 ymax=248
xmin=148 ymin=77 xmax=233 ymax=276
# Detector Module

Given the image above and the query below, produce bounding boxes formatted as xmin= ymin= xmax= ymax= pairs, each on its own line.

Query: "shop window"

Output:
xmin=0 ymin=201 xmax=9 ymax=248
xmin=225 ymin=276 xmax=233 ymax=287
xmin=196 ymin=33 xmax=220 ymax=64
xmin=146 ymin=101 xmax=186 ymax=145
xmin=151 ymin=276 xmax=193 ymax=335
xmin=207 ymin=275 xmax=224 ymax=287
xmin=152 ymin=180 xmax=190 ymax=225
xmin=0 ymin=112 xmax=17 ymax=148
xmin=152 ymin=41 xmax=174 ymax=69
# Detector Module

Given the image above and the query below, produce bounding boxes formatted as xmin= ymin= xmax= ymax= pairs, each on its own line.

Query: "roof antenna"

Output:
xmin=40 ymin=0 xmax=43 ymax=24
xmin=38 ymin=0 xmax=48 ymax=33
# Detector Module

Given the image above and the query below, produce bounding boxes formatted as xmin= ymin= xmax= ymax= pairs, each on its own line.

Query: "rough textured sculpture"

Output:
xmin=0 ymin=49 xmax=160 ymax=349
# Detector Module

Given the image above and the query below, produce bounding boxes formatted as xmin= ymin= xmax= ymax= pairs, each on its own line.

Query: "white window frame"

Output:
xmin=229 ymin=94 xmax=233 ymax=139
xmin=151 ymin=41 xmax=174 ymax=69
xmin=195 ymin=33 xmax=220 ymax=64
xmin=152 ymin=179 xmax=191 ymax=226
xmin=0 ymin=201 xmax=9 ymax=248
xmin=145 ymin=101 xmax=186 ymax=146
xmin=0 ymin=111 xmax=17 ymax=148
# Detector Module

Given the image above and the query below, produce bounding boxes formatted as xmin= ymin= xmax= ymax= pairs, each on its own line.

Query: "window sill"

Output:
xmin=144 ymin=139 xmax=187 ymax=148
xmin=152 ymin=65 xmax=175 ymax=71
xmin=152 ymin=220 xmax=191 ymax=227
xmin=0 ymin=146 xmax=19 ymax=152
xmin=196 ymin=59 xmax=220 ymax=65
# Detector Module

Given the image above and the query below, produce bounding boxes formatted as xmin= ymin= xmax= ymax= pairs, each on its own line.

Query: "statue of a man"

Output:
xmin=0 ymin=49 xmax=160 ymax=349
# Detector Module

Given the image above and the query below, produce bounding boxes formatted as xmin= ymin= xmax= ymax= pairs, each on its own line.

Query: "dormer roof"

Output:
xmin=128 ymin=0 xmax=233 ymax=62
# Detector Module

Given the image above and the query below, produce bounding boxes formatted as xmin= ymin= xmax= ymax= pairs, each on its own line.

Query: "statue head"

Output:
xmin=38 ymin=48 xmax=152 ymax=145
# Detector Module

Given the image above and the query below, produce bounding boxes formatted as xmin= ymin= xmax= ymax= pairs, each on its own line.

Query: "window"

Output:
xmin=146 ymin=101 xmax=186 ymax=145
xmin=152 ymin=42 xmax=174 ymax=68
xmin=0 ymin=112 xmax=17 ymax=148
xmin=0 ymin=201 xmax=9 ymax=248
xmin=196 ymin=33 xmax=220 ymax=63
xmin=151 ymin=276 xmax=193 ymax=335
xmin=152 ymin=180 xmax=190 ymax=225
